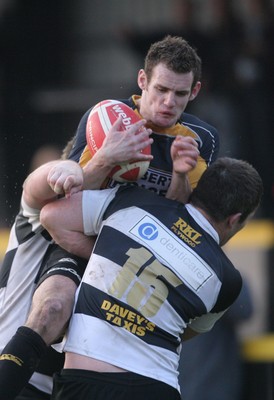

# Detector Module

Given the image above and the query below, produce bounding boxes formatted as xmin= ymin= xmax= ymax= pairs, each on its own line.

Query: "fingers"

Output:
xmin=100 ymin=118 xmax=154 ymax=164
xmin=110 ymin=117 xmax=148 ymax=136
xmin=126 ymin=120 xmax=153 ymax=159
xmin=48 ymin=174 xmax=82 ymax=197
xmin=173 ymin=135 xmax=199 ymax=151
xmin=47 ymin=171 xmax=65 ymax=194
xmin=128 ymin=119 xmax=148 ymax=134
xmin=47 ymin=161 xmax=84 ymax=197
xmin=110 ymin=115 xmax=124 ymax=132
xmin=111 ymin=117 xmax=152 ymax=139
xmin=62 ymin=176 xmax=81 ymax=198
xmin=171 ymin=136 xmax=200 ymax=175
xmin=171 ymin=136 xmax=199 ymax=159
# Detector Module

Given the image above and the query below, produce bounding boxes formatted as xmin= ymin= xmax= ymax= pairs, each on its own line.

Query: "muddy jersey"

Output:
xmin=69 ymin=95 xmax=219 ymax=194
xmin=63 ymin=186 xmax=242 ymax=391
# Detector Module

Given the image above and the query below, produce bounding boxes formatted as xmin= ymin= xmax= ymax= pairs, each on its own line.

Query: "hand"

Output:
xmin=47 ymin=160 xmax=84 ymax=197
xmin=170 ymin=136 xmax=199 ymax=175
xmin=97 ymin=116 xmax=154 ymax=167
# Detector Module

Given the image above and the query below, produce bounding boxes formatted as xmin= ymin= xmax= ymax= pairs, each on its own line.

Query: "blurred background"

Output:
xmin=0 ymin=0 xmax=273 ymax=398
xmin=0 ymin=0 xmax=273 ymax=226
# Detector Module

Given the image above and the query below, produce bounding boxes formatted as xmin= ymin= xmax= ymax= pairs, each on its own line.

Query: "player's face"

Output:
xmin=137 ymin=63 xmax=201 ymax=129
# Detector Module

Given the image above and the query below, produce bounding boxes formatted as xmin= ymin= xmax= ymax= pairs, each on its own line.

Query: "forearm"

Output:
xmin=166 ymin=172 xmax=192 ymax=203
xmin=82 ymin=151 xmax=114 ymax=189
xmin=40 ymin=191 xmax=93 ymax=259
xmin=168 ymin=136 xmax=199 ymax=202
xmin=23 ymin=160 xmax=84 ymax=210
xmin=49 ymin=229 xmax=94 ymax=260
xmin=23 ymin=161 xmax=60 ymax=209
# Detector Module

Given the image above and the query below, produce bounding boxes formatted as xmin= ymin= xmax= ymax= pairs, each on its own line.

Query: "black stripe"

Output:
xmin=0 ymin=248 xmax=17 ymax=288
xmin=75 ymin=283 xmax=180 ymax=353
xmin=15 ymin=211 xmax=51 ymax=244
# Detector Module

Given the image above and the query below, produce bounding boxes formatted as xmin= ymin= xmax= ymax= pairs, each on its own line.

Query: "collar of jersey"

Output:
xmin=185 ymin=203 xmax=220 ymax=244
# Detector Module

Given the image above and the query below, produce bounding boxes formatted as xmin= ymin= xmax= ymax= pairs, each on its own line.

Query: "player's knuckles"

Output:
xmin=54 ymin=183 xmax=64 ymax=194
xmin=63 ymin=176 xmax=76 ymax=189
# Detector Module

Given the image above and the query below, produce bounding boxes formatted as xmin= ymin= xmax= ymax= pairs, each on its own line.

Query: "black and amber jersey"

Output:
xmin=63 ymin=185 xmax=242 ymax=392
xmin=69 ymin=95 xmax=219 ymax=194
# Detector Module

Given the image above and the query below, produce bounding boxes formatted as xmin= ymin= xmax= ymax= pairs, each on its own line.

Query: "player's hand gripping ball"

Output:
xmin=86 ymin=99 xmax=151 ymax=182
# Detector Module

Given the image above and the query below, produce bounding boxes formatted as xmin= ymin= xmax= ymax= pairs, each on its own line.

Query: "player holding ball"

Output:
xmin=71 ymin=35 xmax=219 ymax=203
xmin=0 ymin=35 xmax=218 ymax=399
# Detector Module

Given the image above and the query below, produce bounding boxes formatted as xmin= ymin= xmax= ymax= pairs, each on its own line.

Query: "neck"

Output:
xmin=193 ymin=206 xmax=227 ymax=246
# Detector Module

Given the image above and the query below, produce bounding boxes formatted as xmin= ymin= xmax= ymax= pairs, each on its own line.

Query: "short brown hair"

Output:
xmin=144 ymin=35 xmax=202 ymax=88
xmin=190 ymin=157 xmax=263 ymax=223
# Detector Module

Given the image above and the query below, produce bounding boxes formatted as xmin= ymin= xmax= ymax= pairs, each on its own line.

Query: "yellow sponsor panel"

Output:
xmin=0 ymin=228 xmax=9 ymax=259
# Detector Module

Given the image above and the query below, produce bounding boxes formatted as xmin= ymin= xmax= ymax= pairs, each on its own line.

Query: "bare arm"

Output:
xmin=166 ymin=136 xmax=199 ymax=203
xmin=38 ymin=117 xmax=153 ymax=257
xmin=23 ymin=159 xmax=84 ymax=210
xmin=82 ymin=116 xmax=153 ymax=189
xmin=40 ymin=192 xmax=94 ymax=259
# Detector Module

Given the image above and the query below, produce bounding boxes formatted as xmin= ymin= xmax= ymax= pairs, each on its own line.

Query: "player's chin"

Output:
xmin=156 ymin=116 xmax=177 ymax=129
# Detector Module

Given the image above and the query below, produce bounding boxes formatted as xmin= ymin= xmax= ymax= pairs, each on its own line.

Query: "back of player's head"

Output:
xmin=61 ymin=137 xmax=75 ymax=160
xmin=190 ymin=157 xmax=263 ymax=223
xmin=144 ymin=35 xmax=201 ymax=87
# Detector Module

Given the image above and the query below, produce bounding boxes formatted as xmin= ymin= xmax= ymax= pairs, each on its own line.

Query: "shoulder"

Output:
xmin=182 ymin=112 xmax=218 ymax=135
xmin=213 ymin=259 xmax=243 ymax=313
xmin=180 ymin=112 xmax=220 ymax=164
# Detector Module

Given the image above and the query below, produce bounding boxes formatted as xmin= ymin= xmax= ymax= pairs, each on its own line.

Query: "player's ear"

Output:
xmin=138 ymin=69 xmax=147 ymax=90
xmin=227 ymin=213 xmax=242 ymax=229
xmin=189 ymin=81 xmax=201 ymax=101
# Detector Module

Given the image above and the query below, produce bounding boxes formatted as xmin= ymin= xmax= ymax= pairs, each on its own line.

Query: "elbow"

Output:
xmin=40 ymin=203 xmax=64 ymax=246
xmin=40 ymin=203 xmax=55 ymax=233
xmin=40 ymin=203 xmax=77 ymax=254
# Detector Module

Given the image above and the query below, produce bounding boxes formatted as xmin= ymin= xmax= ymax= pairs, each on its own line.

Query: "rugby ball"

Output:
xmin=86 ymin=99 xmax=151 ymax=182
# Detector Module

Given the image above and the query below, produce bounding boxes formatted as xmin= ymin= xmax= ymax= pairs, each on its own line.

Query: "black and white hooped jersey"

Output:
xmin=0 ymin=198 xmax=55 ymax=393
xmin=69 ymin=95 xmax=219 ymax=194
xmin=63 ymin=185 xmax=242 ymax=391
xmin=0 ymin=198 xmax=55 ymax=346
xmin=0 ymin=198 xmax=85 ymax=394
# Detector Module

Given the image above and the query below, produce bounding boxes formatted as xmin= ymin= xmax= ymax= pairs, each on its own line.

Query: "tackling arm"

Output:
xmin=23 ymin=160 xmax=84 ymax=210
xmin=40 ymin=192 xmax=94 ymax=260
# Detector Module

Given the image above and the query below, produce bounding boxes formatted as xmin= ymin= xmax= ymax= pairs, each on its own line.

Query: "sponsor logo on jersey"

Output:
xmin=138 ymin=223 xmax=159 ymax=240
xmin=171 ymin=217 xmax=202 ymax=247
xmin=101 ymin=299 xmax=155 ymax=336
xmin=130 ymin=215 xmax=212 ymax=290
xmin=106 ymin=167 xmax=171 ymax=197
xmin=0 ymin=354 xmax=23 ymax=366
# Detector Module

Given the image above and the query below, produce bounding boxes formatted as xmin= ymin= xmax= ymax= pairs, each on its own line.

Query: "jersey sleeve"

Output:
xmin=20 ymin=197 xmax=44 ymax=234
xmin=182 ymin=112 xmax=220 ymax=165
xmin=82 ymin=187 xmax=119 ymax=235
xmin=187 ymin=309 xmax=227 ymax=333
